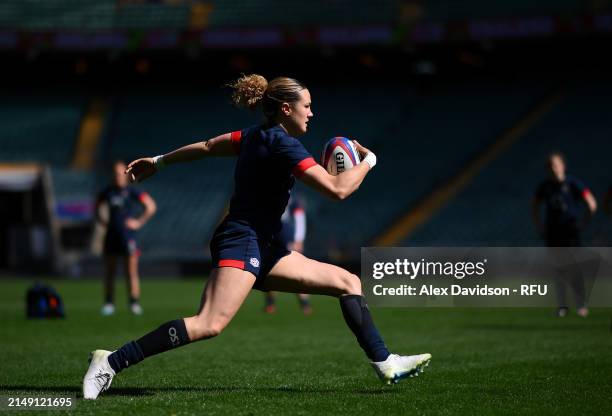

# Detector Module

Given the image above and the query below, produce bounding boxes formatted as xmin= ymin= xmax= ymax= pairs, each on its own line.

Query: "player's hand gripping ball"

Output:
xmin=321 ymin=137 xmax=361 ymax=176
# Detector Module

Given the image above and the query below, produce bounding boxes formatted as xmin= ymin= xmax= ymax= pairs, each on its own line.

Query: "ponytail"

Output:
xmin=229 ymin=74 xmax=268 ymax=110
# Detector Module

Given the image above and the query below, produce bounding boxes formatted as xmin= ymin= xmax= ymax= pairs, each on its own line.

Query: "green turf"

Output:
xmin=0 ymin=278 xmax=611 ymax=415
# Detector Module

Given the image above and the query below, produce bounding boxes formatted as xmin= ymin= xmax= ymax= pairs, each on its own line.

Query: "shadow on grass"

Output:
xmin=0 ymin=384 xmax=396 ymax=397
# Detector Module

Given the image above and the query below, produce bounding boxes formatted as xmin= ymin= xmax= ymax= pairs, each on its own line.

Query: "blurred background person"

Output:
xmin=265 ymin=193 xmax=312 ymax=314
xmin=96 ymin=161 xmax=157 ymax=316
xmin=532 ymin=152 xmax=597 ymax=318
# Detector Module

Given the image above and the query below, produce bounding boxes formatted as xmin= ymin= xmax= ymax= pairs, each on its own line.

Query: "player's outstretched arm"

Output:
xmin=300 ymin=141 xmax=375 ymax=201
xmin=126 ymin=133 xmax=234 ymax=183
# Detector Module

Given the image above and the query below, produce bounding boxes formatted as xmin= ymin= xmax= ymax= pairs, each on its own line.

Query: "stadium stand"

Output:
xmin=420 ymin=0 xmax=594 ymax=21
xmin=407 ymin=83 xmax=612 ymax=246
xmin=206 ymin=1 xmax=396 ymax=28
xmin=0 ymin=93 xmax=85 ymax=166
xmin=0 ymin=1 xmax=188 ymax=31
xmin=0 ymin=1 xmax=602 ymax=32
xmin=51 ymin=168 xmax=99 ymax=202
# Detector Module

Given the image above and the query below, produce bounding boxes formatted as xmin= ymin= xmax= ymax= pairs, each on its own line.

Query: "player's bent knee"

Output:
xmin=347 ymin=273 xmax=362 ymax=295
xmin=191 ymin=324 xmax=222 ymax=341
xmin=204 ymin=323 xmax=224 ymax=339
xmin=188 ymin=318 xmax=228 ymax=341
xmin=337 ymin=272 xmax=362 ymax=296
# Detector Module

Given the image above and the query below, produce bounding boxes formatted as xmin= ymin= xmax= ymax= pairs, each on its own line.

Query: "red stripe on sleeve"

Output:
xmin=582 ymin=188 xmax=591 ymax=198
xmin=292 ymin=157 xmax=317 ymax=177
xmin=138 ymin=192 xmax=149 ymax=203
xmin=230 ymin=131 xmax=242 ymax=154
xmin=218 ymin=259 xmax=245 ymax=269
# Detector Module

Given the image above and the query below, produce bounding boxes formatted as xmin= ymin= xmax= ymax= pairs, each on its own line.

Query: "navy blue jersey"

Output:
xmin=226 ymin=125 xmax=316 ymax=237
xmin=535 ymin=175 xmax=589 ymax=228
xmin=277 ymin=194 xmax=306 ymax=247
xmin=97 ymin=185 xmax=146 ymax=235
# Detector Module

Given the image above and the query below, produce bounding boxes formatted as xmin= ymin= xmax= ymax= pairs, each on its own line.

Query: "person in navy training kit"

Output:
xmin=83 ymin=75 xmax=431 ymax=400
xmin=96 ymin=160 xmax=157 ymax=316
xmin=264 ymin=193 xmax=312 ymax=314
xmin=532 ymin=152 xmax=597 ymax=318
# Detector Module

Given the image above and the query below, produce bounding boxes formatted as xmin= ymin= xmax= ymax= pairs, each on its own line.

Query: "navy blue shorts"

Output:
xmin=103 ymin=231 xmax=139 ymax=256
xmin=210 ymin=220 xmax=290 ymax=290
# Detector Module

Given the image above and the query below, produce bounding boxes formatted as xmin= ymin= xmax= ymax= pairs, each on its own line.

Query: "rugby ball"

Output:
xmin=321 ymin=137 xmax=361 ymax=176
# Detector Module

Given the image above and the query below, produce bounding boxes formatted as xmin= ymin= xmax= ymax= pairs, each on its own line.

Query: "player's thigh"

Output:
xmin=185 ymin=267 xmax=256 ymax=339
xmin=197 ymin=267 xmax=256 ymax=314
xmin=263 ymin=251 xmax=361 ymax=297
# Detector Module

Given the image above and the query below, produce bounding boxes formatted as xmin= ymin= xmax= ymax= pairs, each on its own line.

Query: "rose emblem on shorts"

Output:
xmin=250 ymin=257 xmax=260 ymax=268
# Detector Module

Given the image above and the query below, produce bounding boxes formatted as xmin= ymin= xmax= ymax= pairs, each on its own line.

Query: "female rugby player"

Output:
xmin=83 ymin=75 xmax=431 ymax=399
xmin=96 ymin=161 xmax=157 ymax=316
xmin=532 ymin=152 xmax=597 ymax=317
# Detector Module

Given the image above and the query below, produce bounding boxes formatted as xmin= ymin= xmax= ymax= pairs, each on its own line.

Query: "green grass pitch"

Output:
xmin=0 ymin=278 xmax=610 ymax=415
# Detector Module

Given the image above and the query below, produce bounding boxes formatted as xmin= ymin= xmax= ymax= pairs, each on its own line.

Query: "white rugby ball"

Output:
xmin=321 ymin=137 xmax=361 ymax=176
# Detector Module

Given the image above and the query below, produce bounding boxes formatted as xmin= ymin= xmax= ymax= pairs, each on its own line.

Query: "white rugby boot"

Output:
xmin=83 ymin=350 xmax=115 ymax=400
xmin=130 ymin=303 xmax=143 ymax=316
xmin=100 ymin=303 xmax=115 ymax=316
xmin=371 ymin=353 xmax=431 ymax=385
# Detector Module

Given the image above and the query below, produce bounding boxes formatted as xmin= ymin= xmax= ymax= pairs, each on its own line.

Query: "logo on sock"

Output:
xmin=168 ymin=326 xmax=180 ymax=346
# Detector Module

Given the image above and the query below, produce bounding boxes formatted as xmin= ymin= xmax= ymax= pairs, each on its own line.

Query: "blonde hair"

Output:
xmin=229 ymin=74 xmax=306 ymax=120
